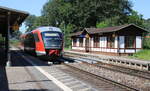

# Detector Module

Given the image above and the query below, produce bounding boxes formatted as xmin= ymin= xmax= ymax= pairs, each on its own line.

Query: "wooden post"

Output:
xmin=6 ymin=12 xmax=11 ymax=66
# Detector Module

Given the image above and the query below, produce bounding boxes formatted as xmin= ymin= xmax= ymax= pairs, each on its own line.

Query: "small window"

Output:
xmin=107 ymin=36 xmax=115 ymax=48
xmin=34 ymin=33 xmax=39 ymax=42
xmin=125 ymin=36 xmax=135 ymax=48
xmin=93 ymin=36 xmax=99 ymax=47
xmin=79 ymin=38 xmax=83 ymax=47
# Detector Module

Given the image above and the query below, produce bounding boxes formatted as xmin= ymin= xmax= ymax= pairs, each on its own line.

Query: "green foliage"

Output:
xmin=96 ymin=16 xmax=122 ymax=28
xmin=127 ymin=10 xmax=145 ymax=27
xmin=41 ymin=0 xmax=132 ymax=29
xmin=11 ymin=31 xmax=22 ymax=39
xmin=59 ymin=23 xmax=75 ymax=48
xmin=24 ymin=0 xmax=150 ymax=49
xmin=96 ymin=10 xmax=145 ymax=28
xmin=25 ymin=0 xmax=133 ymax=31
xmin=131 ymin=49 xmax=150 ymax=60
xmin=25 ymin=15 xmax=48 ymax=32
xmin=0 ymin=34 xmax=4 ymax=42
xmin=25 ymin=15 xmax=37 ymax=32
xmin=143 ymin=38 xmax=150 ymax=49
xmin=10 ymin=39 xmax=20 ymax=47
xmin=96 ymin=21 xmax=109 ymax=28
xmin=144 ymin=19 xmax=150 ymax=32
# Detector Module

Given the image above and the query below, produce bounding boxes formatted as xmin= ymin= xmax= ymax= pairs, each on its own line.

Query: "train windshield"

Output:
xmin=42 ymin=32 xmax=62 ymax=49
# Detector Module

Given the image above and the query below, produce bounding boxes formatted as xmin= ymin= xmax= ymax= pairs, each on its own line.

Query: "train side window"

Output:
xmin=34 ymin=33 xmax=39 ymax=42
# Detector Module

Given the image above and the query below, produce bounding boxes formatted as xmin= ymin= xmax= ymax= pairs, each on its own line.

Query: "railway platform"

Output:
xmin=5 ymin=49 xmax=63 ymax=91
xmin=2 ymin=46 xmax=97 ymax=91
xmin=6 ymin=65 xmax=62 ymax=91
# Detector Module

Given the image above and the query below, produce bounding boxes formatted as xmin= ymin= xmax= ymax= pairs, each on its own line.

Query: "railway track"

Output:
xmin=64 ymin=54 xmax=150 ymax=80
xmin=61 ymin=53 xmax=150 ymax=90
xmin=60 ymin=60 xmax=138 ymax=91
xmin=60 ymin=59 xmax=138 ymax=91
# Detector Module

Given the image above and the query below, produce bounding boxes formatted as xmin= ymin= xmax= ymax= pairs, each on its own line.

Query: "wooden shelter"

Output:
xmin=71 ymin=24 xmax=148 ymax=56
xmin=0 ymin=6 xmax=29 ymax=66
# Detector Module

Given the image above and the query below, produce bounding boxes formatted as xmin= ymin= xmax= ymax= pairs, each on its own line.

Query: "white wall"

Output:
xmin=91 ymin=37 xmax=93 ymax=48
xmin=100 ymin=37 xmax=107 ymax=47
xmin=72 ymin=47 xmax=85 ymax=50
xmin=76 ymin=38 xmax=79 ymax=47
xmin=136 ymin=36 xmax=142 ymax=48
xmin=119 ymin=36 xmax=125 ymax=48
xmin=72 ymin=39 xmax=73 ymax=46
xmin=83 ymin=38 xmax=86 ymax=47
xmin=115 ymin=36 xmax=118 ymax=48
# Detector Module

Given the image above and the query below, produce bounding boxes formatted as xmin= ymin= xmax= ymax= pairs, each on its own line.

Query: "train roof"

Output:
xmin=35 ymin=26 xmax=62 ymax=33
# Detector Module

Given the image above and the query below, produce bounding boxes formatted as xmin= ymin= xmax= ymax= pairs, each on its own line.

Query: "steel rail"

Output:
xmin=64 ymin=54 xmax=150 ymax=80
xmin=61 ymin=61 xmax=138 ymax=91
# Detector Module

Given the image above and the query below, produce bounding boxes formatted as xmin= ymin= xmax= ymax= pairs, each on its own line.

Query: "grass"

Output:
xmin=64 ymin=46 xmax=71 ymax=51
xmin=130 ymin=49 xmax=150 ymax=61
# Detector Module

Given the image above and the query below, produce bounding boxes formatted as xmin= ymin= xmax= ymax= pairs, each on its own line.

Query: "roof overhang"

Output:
xmin=71 ymin=24 xmax=148 ymax=36
xmin=0 ymin=6 xmax=29 ymax=35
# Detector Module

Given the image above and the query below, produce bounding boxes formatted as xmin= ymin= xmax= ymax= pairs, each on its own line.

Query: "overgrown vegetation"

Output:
xmin=131 ymin=50 xmax=150 ymax=60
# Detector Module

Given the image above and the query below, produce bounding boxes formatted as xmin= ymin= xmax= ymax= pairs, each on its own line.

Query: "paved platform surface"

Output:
xmin=5 ymin=50 xmax=63 ymax=91
xmin=3 ymin=47 xmax=96 ymax=91
xmin=6 ymin=66 xmax=62 ymax=91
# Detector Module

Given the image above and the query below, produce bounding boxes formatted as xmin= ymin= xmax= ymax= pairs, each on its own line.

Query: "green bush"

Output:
xmin=143 ymin=37 xmax=150 ymax=49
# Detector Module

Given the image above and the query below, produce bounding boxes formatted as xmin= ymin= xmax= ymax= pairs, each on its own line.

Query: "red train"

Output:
xmin=20 ymin=26 xmax=63 ymax=60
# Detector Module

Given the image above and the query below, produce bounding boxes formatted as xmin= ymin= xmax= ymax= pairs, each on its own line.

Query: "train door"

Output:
xmin=85 ymin=38 xmax=90 ymax=52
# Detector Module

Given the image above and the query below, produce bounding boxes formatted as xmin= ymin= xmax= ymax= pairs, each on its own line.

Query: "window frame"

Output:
xmin=125 ymin=36 xmax=135 ymax=48
xmin=34 ymin=33 xmax=39 ymax=42
xmin=79 ymin=38 xmax=83 ymax=47
xmin=73 ymin=38 xmax=77 ymax=47
xmin=93 ymin=36 xmax=99 ymax=48
xmin=107 ymin=36 xmax=115 ymax=48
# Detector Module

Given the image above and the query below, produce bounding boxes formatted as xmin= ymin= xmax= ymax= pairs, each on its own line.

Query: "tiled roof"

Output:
xmin=71 ymin=24 xmax=147 ymax=36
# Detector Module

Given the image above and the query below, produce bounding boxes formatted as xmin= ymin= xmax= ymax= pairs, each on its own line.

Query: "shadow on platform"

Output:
xmin=9 ymin=80 xmax=51 ymax=85
xmin=10 ymin=89 xmax=51 ymax=91
xmin=10 ymin=50 xmax=49 ymax=67
xmin=0 ymin=66 xmax=9 ymax=91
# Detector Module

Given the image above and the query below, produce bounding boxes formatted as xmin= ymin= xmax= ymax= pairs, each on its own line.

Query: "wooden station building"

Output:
xmin=71 ymin=24 xmax=148 ymax=56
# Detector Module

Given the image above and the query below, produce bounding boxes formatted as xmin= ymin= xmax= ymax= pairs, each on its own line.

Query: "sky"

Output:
xmin=132 ymin=0 xmax=150 ymax=19
xmin=0 ymin=0 xmax=150 ymax=32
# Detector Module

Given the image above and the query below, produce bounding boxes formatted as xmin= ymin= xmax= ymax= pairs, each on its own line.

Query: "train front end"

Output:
xmin=40 ymin=27 xmax=63 ymax=60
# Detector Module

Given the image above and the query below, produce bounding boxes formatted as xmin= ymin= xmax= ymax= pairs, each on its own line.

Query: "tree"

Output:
xmin=144 ymin=18 xmax=150 ymax=32
xmin=42 ymin=0 xmax=132 ymax=29
xmin=143 ymin=18 xmax=150 ymax=49
xmin=127 ymin=10 xmax=144 ymax=27
xmin=24 ymin=15 xmax=37 ymax=32
xmin=96 ymin=10 xmax=145 ymax=28
xmin=24 ymin=0 xmax=134 ymax=48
